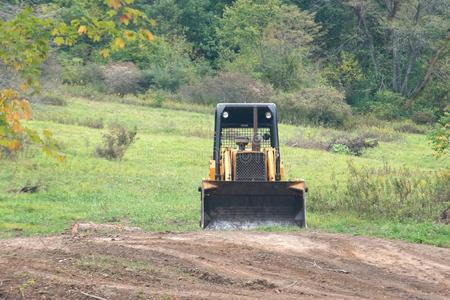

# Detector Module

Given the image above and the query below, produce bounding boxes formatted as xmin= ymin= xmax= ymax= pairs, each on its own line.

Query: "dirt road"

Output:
xmin=0 ymin=228 xmax=449 ymax=299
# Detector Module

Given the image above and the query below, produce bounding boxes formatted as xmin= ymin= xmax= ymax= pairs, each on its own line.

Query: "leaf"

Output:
xmin=142 ymin=30 xmax=154 ymax=42
xmin=107 ymin=0 xmax=121 ymax=9
xmin=123 ymin=30 xmax=136 ymax=41
xmin=19 ymin=83 xmax=29 ymax=92
xmin=114 ymin=37 xmax=126 ymax=49
xmin=54 ymin=36 xmax=64 ymax=46
xmin=12 ymin=121 xmax=23 ymax=133
xmin=78 ymin=25 xmax=87 ymax=35
xmin=8 ymin=140 xmax=21 ymax=151
xmin=21 ymin=100 xmax=31 ymax=120
xmin=99 ymin=49 xmax=110 ymax=58
xmin=56 ymin=154 xmax=66 ymax=163
xmin=119 ymin=15 xmax=130 ymax=25
xmin=43 ymin=128 xmax=53 ymax=139
xmin=25 ymin=128 xmax=42 ymax=144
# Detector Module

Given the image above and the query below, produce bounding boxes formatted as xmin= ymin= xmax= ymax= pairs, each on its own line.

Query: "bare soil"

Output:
xmin=0 ymin=227 xmax=449 ymax=299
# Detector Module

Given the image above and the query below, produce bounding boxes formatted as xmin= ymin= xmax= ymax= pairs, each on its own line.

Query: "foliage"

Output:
xmin=428 ymin=109 xmax=450 ymax=157
xmin=369 ymin=90 xmax=407 ymax=120
xmin=102 ymin=62 xmax=145 ymax=95
xmin=0 ymin=89 xmax=64 ymax=161
xmin=179 ymin=72 xmax=274 ymax=105
xmin=220 ymin=2 xmax=321 ymax=91
xmin=96 ymin=123 xmax=137 ymax=160
xmin=329 ymin=144 xmax=352 ymax=155
xmin=287 ymin=126 xmax=382 ymax=155
xmin=411 ymin=110 xmax=437 ymax=125
xmin=31 ymin=94 xmax=67 ymax=106
xmin=275 ymin=87 xmax=351 ymax=127
xmin=0 ymin=0 xmax=155 ymax=159
xmin=111 ymin=35 xmax=202 ymax=91
xmin=341 ymin=162 xmax=449 ymax=222
xmin=311 ymin=161 xmax=450 ymax=223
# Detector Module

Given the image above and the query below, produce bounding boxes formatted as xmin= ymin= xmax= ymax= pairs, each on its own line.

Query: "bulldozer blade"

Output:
xmin=200 ymin=180 xmax=306 ymax=229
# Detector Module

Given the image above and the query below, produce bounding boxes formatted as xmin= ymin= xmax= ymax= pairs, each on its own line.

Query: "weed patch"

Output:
xmin=96 ymin=124 xmax=137 ymax=160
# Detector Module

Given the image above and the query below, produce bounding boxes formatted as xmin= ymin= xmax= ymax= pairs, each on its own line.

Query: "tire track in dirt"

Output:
xmin=0 ymin=230 xmax=449 ymax=299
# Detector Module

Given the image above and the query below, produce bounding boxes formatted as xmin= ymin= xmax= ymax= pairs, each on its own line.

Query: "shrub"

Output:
xmin=96 ymin=124 xmax=137 ymax=160
xmin=275 ymin=87 xmax=351 ymax=127
xmin=369 ymin=90 xmax=407 ymax=120
xmin=30 ymin=95 xmax=67 ymax=106
xmin=111 ymin=36 xmax=202 ymax=92
xmin=311 ymin=162 xmax=450 ymax=222
xmin=79 ymin=118 xmax=104 ymax=129
xmin=393 ymin=121 xmax=426 ymax=134
xmin=179 ymin=72 xmax=274 ymax=105
xmin=329 ymin=136 xmax=378 ymax=156
xmin=102 ymin=62 xmax=145 ymax=95
xmin=60 ymin=59 xmax=103 ymax=87
xmin=412 ymin=111 xmax=436 ymax=125
xmin=329 ymin=144 xmax=352 ymax=155
xmin=287 ymin=128 xmax=379 ymax=155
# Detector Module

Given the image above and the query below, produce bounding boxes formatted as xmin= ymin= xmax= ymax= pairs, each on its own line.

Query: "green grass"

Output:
xmin=1 ymin=96 xmax=449 ymax=247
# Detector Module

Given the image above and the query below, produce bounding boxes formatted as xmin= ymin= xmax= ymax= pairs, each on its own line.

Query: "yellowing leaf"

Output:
xmin=123 ymin=30 xmax=136 ymax=41
xmin=21 ymin=100 xmax=31 ymax=120
xmin=8 ymin=140 xmax=21 ymax=151
xmin=78 ymin=25 xmax=87 ymax=35
xmin=99 ymin=49 xmax=111 ymax=58
xmin=107 ymin=0 xmax=121 ymax=9
xmin=19 ymin=83 xmax=29 ymax=92
xmin=114 ymin=37 xmax=126 ymax=49
xmin=54 ymin=36 xmax=64 ymax=46
xmin=12 ymin=121 xmax=23 ymax=133
xmin=142 ymin=30 xmax=154 ymax=42
xmin=119 ymin=15 xmax=130 ymax=25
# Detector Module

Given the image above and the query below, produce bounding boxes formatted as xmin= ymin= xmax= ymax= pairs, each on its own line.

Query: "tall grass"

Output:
xmin=311 ymin=162 xmax=450 ymax=222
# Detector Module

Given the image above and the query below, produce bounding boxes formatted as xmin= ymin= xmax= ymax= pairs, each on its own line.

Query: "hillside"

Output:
xmin=1 ymin=97 xmax=448 ymax=246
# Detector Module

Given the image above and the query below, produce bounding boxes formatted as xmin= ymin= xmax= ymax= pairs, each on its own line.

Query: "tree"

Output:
xmin=0 ymin=0 xmax=154 ymax=159
xmin=218 ymin=1 xmax=321 ymax=90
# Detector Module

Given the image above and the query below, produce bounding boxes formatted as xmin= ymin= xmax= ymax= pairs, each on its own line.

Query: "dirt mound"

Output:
xmin=0 ymin=229 xmax=449 ymax=299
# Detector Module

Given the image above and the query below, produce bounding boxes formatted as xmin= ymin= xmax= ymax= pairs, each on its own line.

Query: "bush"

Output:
xmin=111 ymin=36 xmax=202 ymax=92
xmin=329 ymin=144 xmax=352 ymax=155
xmin=329 ymin=136 xmax=378 ymax=156
xmin=79 ymin=117 xmax=104 ymax=129
xmin=287 ymin=128 xmax=379 ymax=156
xmin=311 ymin=162 xmax=450 ymax=222
xmin=30 ymin=95 xmax=67 ymax=106
xmin=60 ymin=59 xmax=103 ymax=87
xmin=179 ymin=72 xmax=274 ymax=105
xmin=96 ymin=124 xmax=137 ymax=160
xmin=275 ymin=87 xmax=351 ymax=127
xmin=369 ymin=90 xmax=407 ymax=120
xmin=102 ymin=62 xmax=146 ymax=95
xmin=393 ymin=121 xmax=426 ymax=134
xmin=412 ymin=111 xmax=436 ymax=125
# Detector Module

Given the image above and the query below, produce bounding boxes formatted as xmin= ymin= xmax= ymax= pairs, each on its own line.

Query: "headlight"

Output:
xmin=222 ymin=111 xmax=229 ymax=118
xmin=265 ymin=111 xmax=272 ymax=119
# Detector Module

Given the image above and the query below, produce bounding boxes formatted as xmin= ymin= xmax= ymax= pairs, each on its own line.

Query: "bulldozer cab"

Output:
xmin=200 ymin=103 xmax=307 ymax=229
xmin=212 ymin=103 xmax=281 ymax=181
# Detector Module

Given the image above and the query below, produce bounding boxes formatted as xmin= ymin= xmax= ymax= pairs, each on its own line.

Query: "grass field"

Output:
xmin=1 ymin=97 xmax=449 ymax=246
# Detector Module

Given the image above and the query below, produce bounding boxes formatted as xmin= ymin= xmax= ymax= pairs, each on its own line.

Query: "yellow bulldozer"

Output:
xmin=199 ymin=103 xmax=307 ymax=229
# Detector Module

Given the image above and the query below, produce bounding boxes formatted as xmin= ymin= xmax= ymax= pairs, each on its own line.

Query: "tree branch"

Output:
xmin=408 ymin=36 xmax=449 ymax=105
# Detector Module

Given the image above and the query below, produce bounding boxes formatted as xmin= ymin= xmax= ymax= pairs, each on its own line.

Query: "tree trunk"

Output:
xmin=353 ymin=4 xmax=379 ymax=76
xmin=407 ymin=39 xmax=449 ymax=105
